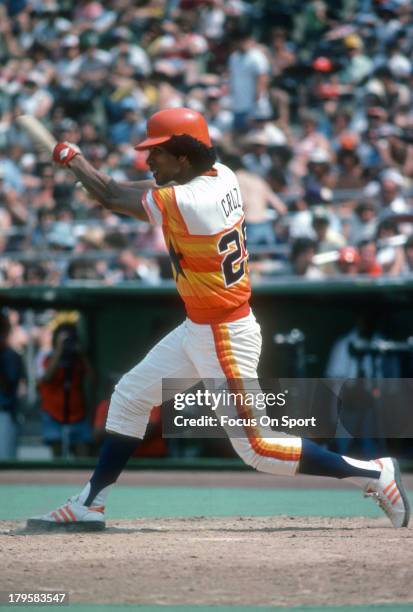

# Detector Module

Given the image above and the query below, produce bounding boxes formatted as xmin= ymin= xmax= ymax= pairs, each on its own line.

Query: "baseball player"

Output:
xmin=28 ymin=108 xmax=410 ymax=530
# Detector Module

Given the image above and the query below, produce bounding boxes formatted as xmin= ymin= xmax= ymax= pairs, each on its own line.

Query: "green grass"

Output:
xmin=3 ymin=484 xmax=412 ymax=521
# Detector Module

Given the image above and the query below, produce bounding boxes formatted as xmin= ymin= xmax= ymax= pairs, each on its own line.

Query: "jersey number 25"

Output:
xmin=218 ymin=221 xmax=247 ymax=287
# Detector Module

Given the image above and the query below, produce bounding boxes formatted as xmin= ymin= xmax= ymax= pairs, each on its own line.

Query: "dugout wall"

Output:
xmin=2 ymin=278 xmax=413 ymax=401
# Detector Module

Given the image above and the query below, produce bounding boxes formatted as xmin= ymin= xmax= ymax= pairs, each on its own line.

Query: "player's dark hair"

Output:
xmin=218 ymin=150 xmax=244 ymax=172
xmin=162 ymin=135 xmax=217 ymax=174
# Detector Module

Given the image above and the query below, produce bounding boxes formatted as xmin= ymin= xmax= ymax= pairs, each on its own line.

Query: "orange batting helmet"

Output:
xmin=135 ymin=107 xmax=212 ymax=150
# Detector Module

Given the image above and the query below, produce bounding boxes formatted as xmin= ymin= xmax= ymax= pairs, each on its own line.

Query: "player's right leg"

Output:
xmin=186 ymin=314 xmax=410 ymax=528
xmin=27 ymin=322 xmax=199 ymax=530
xmin=298 ymin=440 xmax=409 ymax=527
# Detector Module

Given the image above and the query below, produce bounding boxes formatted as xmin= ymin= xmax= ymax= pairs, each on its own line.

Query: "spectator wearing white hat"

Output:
xmin=55 ymin=35 xmax=82 ymax=88
xmin=241 ymin=130 xmax=272 ymax=177
xmin=379 ymin=168 xmax=410 ymax=214
xmin=303 ymin=148 xmax=335 ymax=206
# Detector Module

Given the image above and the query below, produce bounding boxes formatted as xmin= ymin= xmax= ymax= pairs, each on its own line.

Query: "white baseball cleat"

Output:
xmin=27 ymin=496 xmax=105 ymax=531
xmin=364 ymin=458 xmax=410 ymax=528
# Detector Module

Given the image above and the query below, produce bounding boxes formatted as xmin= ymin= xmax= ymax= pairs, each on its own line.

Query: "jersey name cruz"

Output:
xmin=220 ymin=187 xmax=241 ymax=218
xmin=142 ymin=163 xmax=251 ymax=324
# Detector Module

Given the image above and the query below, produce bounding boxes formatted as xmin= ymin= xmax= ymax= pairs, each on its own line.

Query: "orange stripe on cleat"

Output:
xmin=90 ymin=506 xmax=105 ymax=513
xmin=65 ymin=505 xmax=77 ymax=521
xmin=383 ymin=480 xmax=395 ymax=494
xmin=51 ymin=511 xmax=61 ymax=522
xmin=58 ymin=508 xmax=70 ymax=522
xmin=388 ymin=485 xmax=399 ymax=501
xmin=392 ymin=493 xmax=401 ymax=506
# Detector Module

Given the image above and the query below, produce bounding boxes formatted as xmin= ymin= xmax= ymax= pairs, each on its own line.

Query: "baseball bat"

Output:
xmin=16 ymin=114 xmax=90 ymax=196
xmin=16 ymin=114 xmax=57 ymax=154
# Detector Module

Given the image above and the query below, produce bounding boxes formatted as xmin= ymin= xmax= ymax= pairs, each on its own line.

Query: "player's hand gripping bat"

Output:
xmin=16 ymin=114 xmax=86 ymax=190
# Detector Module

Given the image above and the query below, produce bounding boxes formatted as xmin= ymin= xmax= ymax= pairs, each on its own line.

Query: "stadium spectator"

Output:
xmin=115 ymin=248 xmax=160 ymax=284
xmin=303 ymin=148 xmax=335 ymax=206
xmin=251 ymin=111 xmax=288 ymax=147
xmin=324 ymin=309 xmax=398 ymax=456
xmin=16 ymin=71 xmax=54 ymax=119
xmin=0 ymin=0 xmax=413 ymax=285
xmin=241 ymin=130 xmax=273 ymax=177
xmin=223 ymin=152 xmax=287 ymax=246
xmin=311 ymin=207 xmax=345 ymax=254
xmin=0 ymin=312 xmax=24 ymax=459
xmin=366 ymin=65 xmax=410 ymax=116
xmin=289 ymin=237 xmax=324 ymax=279
xmin=290 ymin=112 xmax=331 ymax=181
xmin=348 ymin=200 xmax=378 ymax=245
xmin=268 ymin=27 xmax=296 ymax=78
xmin=399 ymin=234 xmax=413 ymax=275
xmin=357 ymin=239 xmax=383 ymax=276
xmin=340 ymin=34 xmax=374 ymax=85
xmin=376 ymin=218 xmax=404 ymax=275
xmin=378 ymin=168 xmax=410 ymax=215
xmin=327 ymin=110 xmax=354 ymax=153
xmin=36 ymin=315 xmax=93 ymax=457
xmin=228 ymin=27 xmax=271 ymax=132
xmin=204 ymin=88 xmax=233 ymax=141
xmin=334 ymin=147 xmax=366 ymax=191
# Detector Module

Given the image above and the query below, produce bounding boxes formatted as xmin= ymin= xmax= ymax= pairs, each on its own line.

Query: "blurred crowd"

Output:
xmin=2 ymin=0 xmax=413 ymax=283
xmin=0 ymin=307 xmax=217 ymax=459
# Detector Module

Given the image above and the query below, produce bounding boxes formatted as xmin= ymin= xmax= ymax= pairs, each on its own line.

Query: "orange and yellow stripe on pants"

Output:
xmin=212 ymin=323 xmax=302 ymax=463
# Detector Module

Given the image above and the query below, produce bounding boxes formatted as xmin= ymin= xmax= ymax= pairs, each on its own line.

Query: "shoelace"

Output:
xmin=364 ymin=489 xmax=393 ymax=518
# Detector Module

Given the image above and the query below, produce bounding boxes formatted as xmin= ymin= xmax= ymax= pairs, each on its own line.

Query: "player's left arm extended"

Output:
xmin=52 ymin=142 xmax=154 ymax=220
xmin=68 ymin=155 xmax=153 ymax=221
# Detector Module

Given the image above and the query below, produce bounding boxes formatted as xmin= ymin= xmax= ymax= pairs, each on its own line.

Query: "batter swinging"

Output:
xmin=28 ymin=108 xmax=410 ymax=530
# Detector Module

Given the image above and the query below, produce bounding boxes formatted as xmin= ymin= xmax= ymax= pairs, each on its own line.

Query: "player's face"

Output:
xmin=146 ymin=146 xmax=184 ymax=185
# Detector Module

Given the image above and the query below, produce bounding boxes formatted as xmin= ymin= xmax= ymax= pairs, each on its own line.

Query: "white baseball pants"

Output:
xmin=106 ymin=311 xmax=302 ymax=476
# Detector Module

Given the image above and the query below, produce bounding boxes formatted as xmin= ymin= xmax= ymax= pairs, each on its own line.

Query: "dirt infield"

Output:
xmin=2 ymin=470 xmax=413 ymax=607
xmin=1 ymin=515 xmax=413 ymax=607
